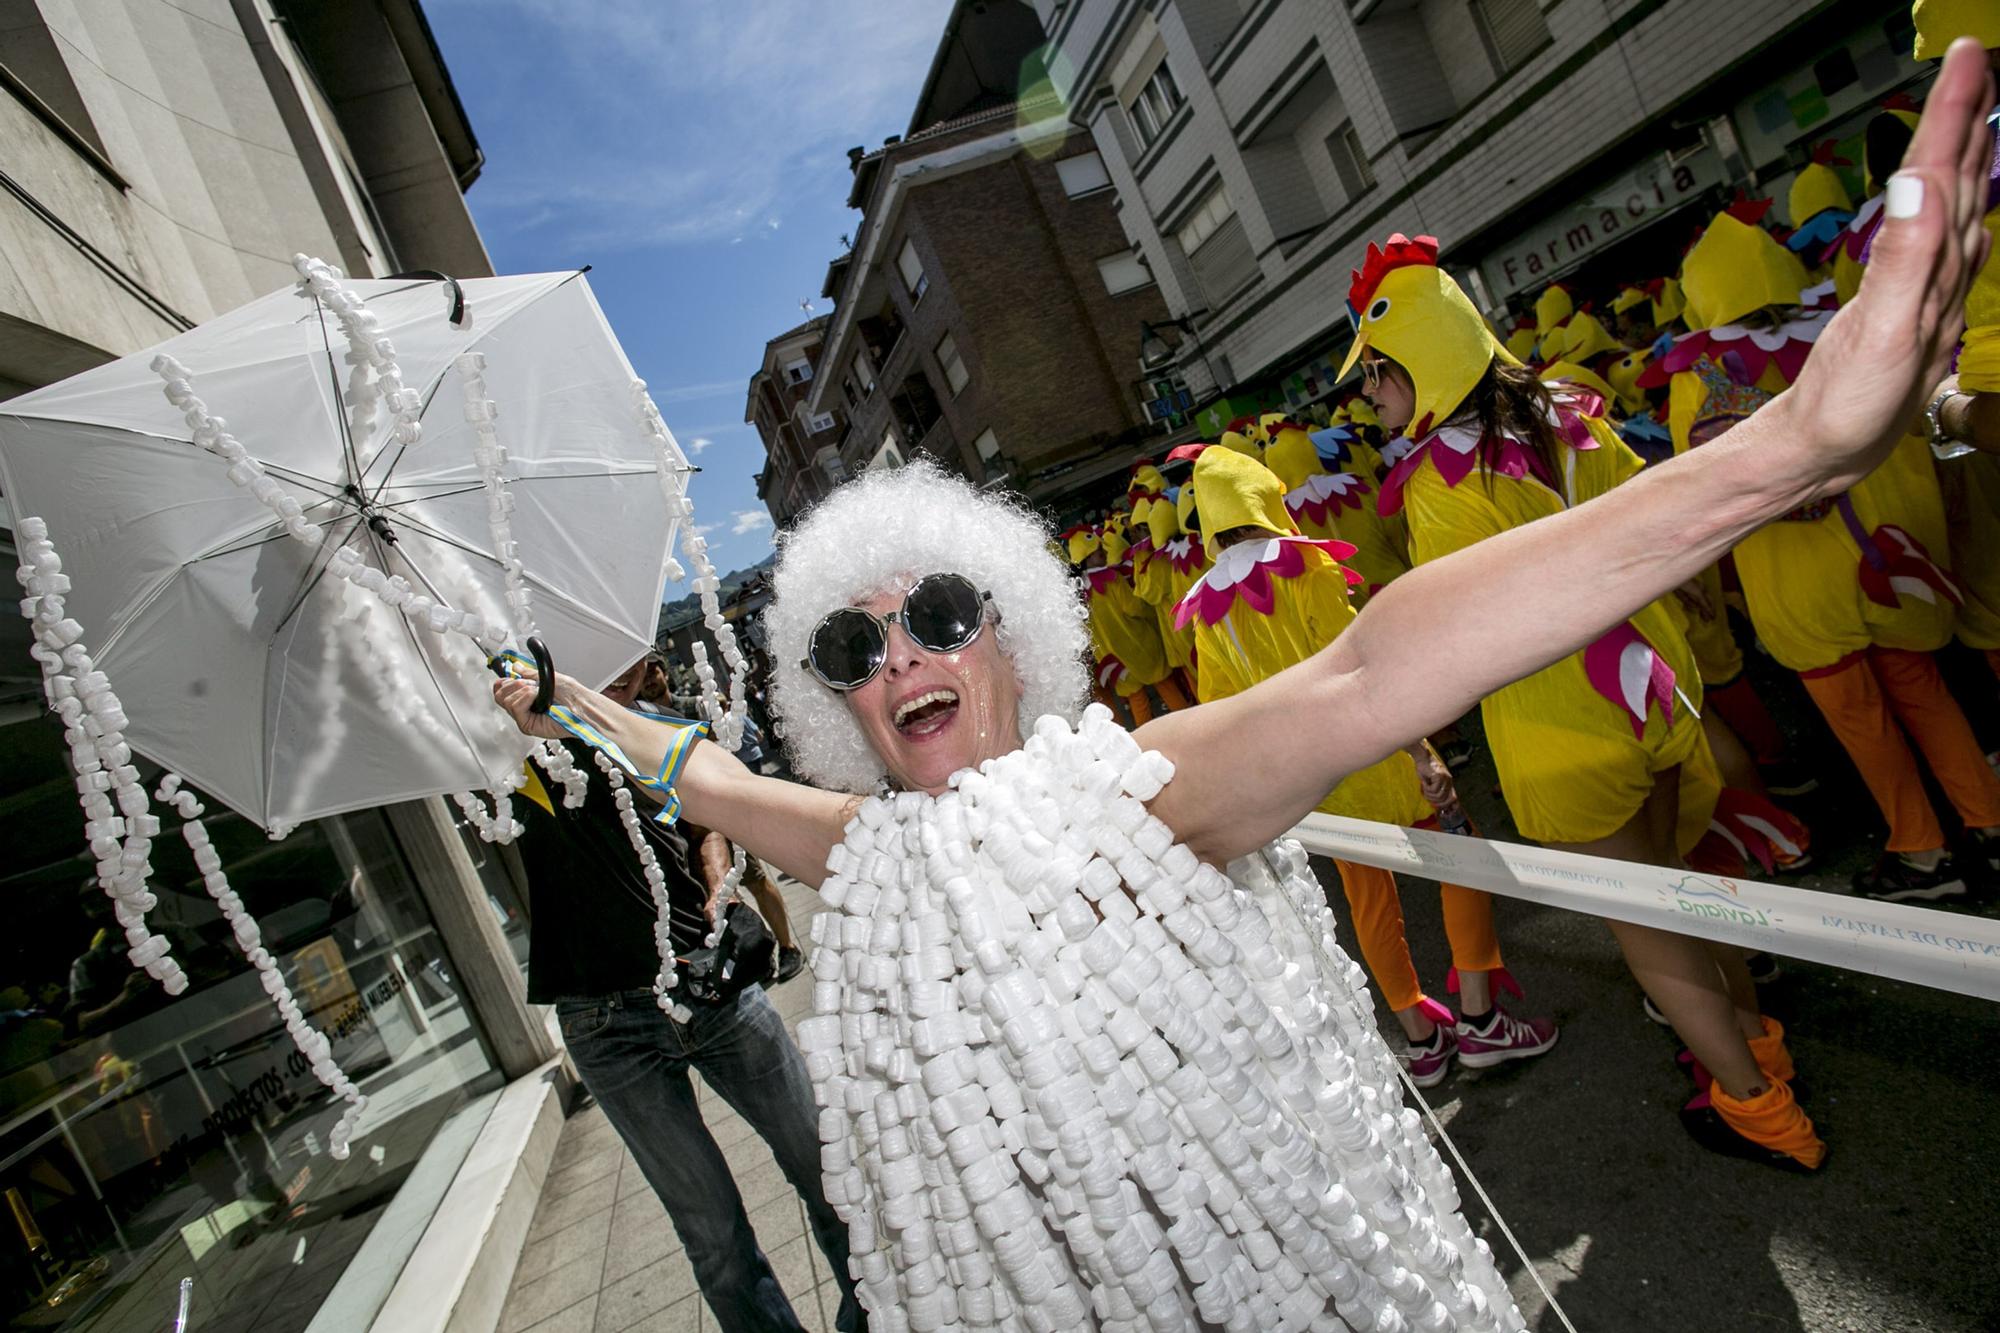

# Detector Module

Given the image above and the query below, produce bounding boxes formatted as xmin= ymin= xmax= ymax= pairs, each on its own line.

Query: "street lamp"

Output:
xmin=1138 ymin=313 xmax=1219 ymax=408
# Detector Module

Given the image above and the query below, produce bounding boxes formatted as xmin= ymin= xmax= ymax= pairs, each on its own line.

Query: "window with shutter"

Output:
xmin=1471 ymin=0 xmax=1549 ymax=73
xmin=1056 ymin=153 xmax=1112 ymax=197
xmin=936 ymin=333 xmax=970 ymax=396
xmin=896 ymin=237 xmax=928 ymax=301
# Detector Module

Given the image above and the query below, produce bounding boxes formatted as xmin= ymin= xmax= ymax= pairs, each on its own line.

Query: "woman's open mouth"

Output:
xmin=893 ymin=688 xmax=960 ymax=739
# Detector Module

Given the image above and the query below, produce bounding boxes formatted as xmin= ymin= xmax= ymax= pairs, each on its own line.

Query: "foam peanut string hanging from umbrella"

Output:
xmin=0 ymin=257 xmax=753 ymax=1148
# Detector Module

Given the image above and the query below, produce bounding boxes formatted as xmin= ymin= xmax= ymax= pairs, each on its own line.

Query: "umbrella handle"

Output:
xmin=525 ymin=637 xmax=556 ymax=715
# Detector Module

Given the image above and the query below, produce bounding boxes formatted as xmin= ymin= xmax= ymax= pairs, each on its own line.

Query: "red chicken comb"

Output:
xmin=1347 ymin=234 xmax=1439 ymax=313
xmin=1165 ymin=443 xmax=1210 ymax=465
xmin=1724 ymin=192 xmax=1775 ymax=226
xmin=1808 ymin=139 xmax=1853 ymax=167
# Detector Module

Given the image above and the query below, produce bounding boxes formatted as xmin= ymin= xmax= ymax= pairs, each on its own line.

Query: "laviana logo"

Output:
xmin=1657 ymin=874 xmax=1785 ymax=934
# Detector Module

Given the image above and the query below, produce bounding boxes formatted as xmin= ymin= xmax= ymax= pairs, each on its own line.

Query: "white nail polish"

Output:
xmin=1887 ymin=173 xmax=1925 ymax=219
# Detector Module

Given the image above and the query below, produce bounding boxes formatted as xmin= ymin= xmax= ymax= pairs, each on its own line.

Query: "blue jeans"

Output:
xmin=556 ymin=987 xmax=863 ymax=1333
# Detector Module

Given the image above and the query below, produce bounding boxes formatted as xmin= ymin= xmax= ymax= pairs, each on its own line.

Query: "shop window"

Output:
xmin=936 ymin=333 xmax=970 ymax=396
xmin=1097 ymin=251 xmax=1153 ymax=295
xmin=896 ymin=237 xmax=928 ymax=303
xmin=1176 ymin=185 xmax=1259 ymax=308
xmin=1056 ymin=152 xmax=1112 ymax=197
xmin=1813 ymin=47 xmax=1860 ymax=97
xmin=1128 ymin=60 xmax=1185 ymax=149
xmin=0 ymin=683 xmax=503 ymax=1331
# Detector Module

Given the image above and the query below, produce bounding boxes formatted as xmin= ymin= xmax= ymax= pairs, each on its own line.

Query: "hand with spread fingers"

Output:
xmin=1785 ymin=37 xmax=1996 ymax=494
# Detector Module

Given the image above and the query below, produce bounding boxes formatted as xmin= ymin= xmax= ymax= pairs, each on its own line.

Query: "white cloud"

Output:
xmin=689 ymin=436 xmax=713 ymax=454
xmin=654 ymin=379 xmax=745 ymax=405
xmin=692 ymin=522 xmax=719 ymax=538
xmin=443 ymin=0 xmax=958 ymax=251
xmin=730 ymin=509 xmax=772 ymax=536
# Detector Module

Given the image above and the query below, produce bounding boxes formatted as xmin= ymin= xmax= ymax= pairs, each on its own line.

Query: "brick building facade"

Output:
xmin=749 ymin=315 xmax=845 ymax=528
xmin=1040 ymin=0 xmax=1922 ymax=418
xmin=796 ymin=0 xmax=1172 ymax=513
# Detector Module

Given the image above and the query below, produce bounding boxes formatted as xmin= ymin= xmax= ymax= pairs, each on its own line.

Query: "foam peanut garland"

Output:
xmin=798 ymin=706 xmax=1524 ymax=1333
xmin=156 ymin=774 xmax=369 ymax=1159
xmin=456 ymin=351 xmax=536 ymax=641
xmin=16 ymin=518 xmax=369 ymax=1153
xmin=292 ymin=255 xmax=427 ymax=460
xmin=536 ymin=737 xmax=591 ymax=809
xmin=631 ymin=375 xmax=748 ymax=752
xmin=16 ymin=519 xmax=188 ymax=996
xmin=591 ymin=749 xmax=695 ymax=1020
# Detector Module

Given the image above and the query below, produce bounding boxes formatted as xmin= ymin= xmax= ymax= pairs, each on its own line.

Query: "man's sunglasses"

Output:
xmin=803 ymin=573 xmax=993 ymax=691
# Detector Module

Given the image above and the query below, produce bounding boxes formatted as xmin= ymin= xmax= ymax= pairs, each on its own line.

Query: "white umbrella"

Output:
xmin=0 ymin=260 xmax=699 ymax=835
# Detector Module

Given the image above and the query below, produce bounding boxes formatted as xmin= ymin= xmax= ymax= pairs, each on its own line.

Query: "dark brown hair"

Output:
xmin=1466 ymin=360 xmax=1565 ymax=493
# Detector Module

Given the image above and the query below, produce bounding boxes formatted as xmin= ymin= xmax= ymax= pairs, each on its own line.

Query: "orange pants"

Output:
xmin=1121 ymin=674 xmax=1192 ymax=725
xmin=1800 ymin=647 xmax=2000 ymax=852
xmin=1332 ymin=858 xmax=1501 ymax=1013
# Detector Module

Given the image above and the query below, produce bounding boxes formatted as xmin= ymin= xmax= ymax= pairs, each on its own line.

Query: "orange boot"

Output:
xmin=1684 ymin=1079 xmax=1825 ymax=1171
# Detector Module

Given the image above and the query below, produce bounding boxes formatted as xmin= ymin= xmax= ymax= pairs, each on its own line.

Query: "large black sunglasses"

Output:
xmin=803 ymin=573 xmax=993 ymax=691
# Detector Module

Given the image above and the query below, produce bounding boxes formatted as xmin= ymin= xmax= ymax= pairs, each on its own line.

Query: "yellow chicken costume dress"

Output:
xmin=1341 ymin=236 xmax=1785 ymax=860
xmin=1178 ymin=446 xmax=1516 ymax=1032
xmin=1263 ymin=419 xmax=1410 ymax=600
xmin=1343 ymin=234 xmax=1825 ymax=1170
xmin=1648 ymin=197 xmax=2000 ymax=858
xmin=1070 ymin=523 xmax=1186 ymax=723
xmin=1913 ymin=0 xmax=2000 ymax=681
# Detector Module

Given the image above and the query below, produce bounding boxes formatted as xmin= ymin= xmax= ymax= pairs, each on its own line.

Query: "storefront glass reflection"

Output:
xmin=0 ymin=697 xmax=503 ymax=1331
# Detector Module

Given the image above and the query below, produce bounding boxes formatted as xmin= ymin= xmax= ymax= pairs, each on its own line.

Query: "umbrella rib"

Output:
xmin=0 ymin=414 xmax=349 ymax=499
xmin=382 ymin=512 xmax=509 ymax=570
xmin=191 ymin=500 xmax=353 ymax=564
xmin=360 ymin=525 xmax=494 ymax=783
xmin=371 ymin=468 xmax=659 ymax=516
xmin=362 ymin=271 xmax=591 ymax=502
xmin=269 ymin=512 xmax=370 ymax=643
xmin=370 ymin=483 xmax=486 ymax=511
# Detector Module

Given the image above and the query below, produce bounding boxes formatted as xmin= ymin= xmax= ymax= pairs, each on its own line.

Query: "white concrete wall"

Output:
xmin=0 ymin=0 xmax=383 ymax=380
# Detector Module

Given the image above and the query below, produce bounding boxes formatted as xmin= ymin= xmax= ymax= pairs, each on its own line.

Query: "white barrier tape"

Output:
xmin=1289 ymin=812 xmax=2000 ymax=1002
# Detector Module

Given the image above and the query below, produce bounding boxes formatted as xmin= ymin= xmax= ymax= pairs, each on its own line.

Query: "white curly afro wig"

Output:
xmin=765 ymin=461 xmax=1091 ymax=793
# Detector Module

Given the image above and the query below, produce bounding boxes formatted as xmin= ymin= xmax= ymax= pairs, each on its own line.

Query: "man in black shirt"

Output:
xmin=515 ymin=660 xmax=860 ymax=1333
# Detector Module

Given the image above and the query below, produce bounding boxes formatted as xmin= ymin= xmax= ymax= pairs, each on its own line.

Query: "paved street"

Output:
xmin=1383 ymin=645 xmax=2000 ymax=1332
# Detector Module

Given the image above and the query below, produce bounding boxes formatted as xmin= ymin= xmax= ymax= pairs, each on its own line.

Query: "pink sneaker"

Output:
xmin=1454 ymin=1005 xmax=1559 ymax=1069
xmin=1407 ymin=1029 xmax=1456 ymax=1088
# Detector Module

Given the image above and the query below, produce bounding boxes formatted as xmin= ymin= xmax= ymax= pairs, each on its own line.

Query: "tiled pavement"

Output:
xmin=500 ymin=875 xmax=836 ymax=1333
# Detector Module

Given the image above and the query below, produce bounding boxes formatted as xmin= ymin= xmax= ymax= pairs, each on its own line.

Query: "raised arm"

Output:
xmin=492 ymin=677 xmax=858 ymax=887
xmin=1144 ymin=39 xmax=1996 ymax=865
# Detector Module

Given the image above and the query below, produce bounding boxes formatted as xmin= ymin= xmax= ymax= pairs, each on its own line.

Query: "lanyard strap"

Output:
xmin=494 ymin=650 xmax=709 ymax=824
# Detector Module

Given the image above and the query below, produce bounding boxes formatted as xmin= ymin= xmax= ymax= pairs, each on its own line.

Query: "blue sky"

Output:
xmin=425 ymin=0 xmax=956 ymax=579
